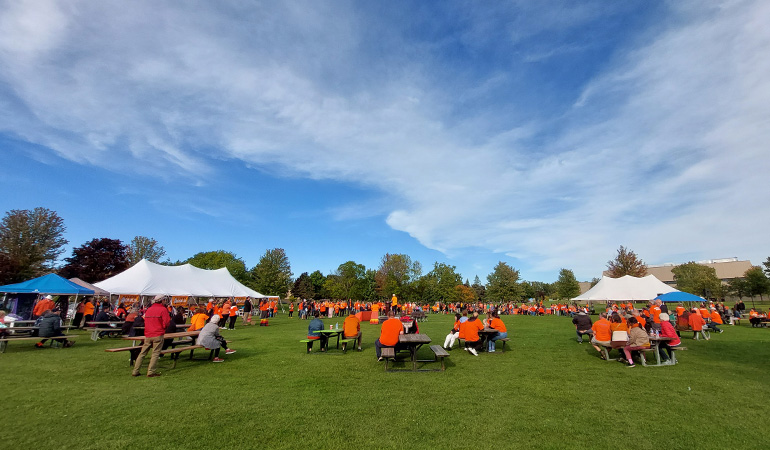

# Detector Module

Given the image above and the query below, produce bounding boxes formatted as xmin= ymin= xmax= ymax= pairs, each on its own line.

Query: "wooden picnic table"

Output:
xmin=478 ymin=327 xmax=499 ymax=351
xmin=647 ymin=336 xmax=674 ymax=366
xmin=398 ymin=333 xmax=431 ymax=371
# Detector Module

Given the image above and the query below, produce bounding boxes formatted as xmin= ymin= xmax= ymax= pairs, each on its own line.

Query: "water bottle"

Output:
xmin=335 ymin=322 xmax=339 ymax=330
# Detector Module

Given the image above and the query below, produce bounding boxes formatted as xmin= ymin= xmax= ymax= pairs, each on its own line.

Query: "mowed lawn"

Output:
xmin=2 ymin=313 xmax=769 ymax=450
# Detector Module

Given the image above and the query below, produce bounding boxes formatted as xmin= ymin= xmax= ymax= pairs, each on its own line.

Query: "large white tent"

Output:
xmin=572 ymin=275 xmax=678 ymax=302
xmin=94 ymin=259 xmax=267 ymax=298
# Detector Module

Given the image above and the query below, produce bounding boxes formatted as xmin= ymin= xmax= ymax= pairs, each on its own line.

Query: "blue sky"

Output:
xmin=1 ymin=0 xmax=769 ymax=284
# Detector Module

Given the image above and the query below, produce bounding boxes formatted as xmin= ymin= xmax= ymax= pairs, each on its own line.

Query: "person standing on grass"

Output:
xmin=228 ymin=302 xmax=238 ymax=330
xmin=82 ymin=298 xmax=95 ymax=328
xmin=197 ymin=315 xmax=236 ymax=362
xmin=487 ymin=311 xmax=507 ymax=352
xmin=132 ymin=295 xmax=170 ymax=378
xmin=242 ymin=297 xmax=253 ymax=325
xmin=343 ymin=310 xmax=362 ymax=351
xmin=590 ymin=313 xmax=612 ymax=359
xmin=572 ymin=311 xmax=593 ymax=344
xmin=288 ymin=301 xmax=294 ymax=318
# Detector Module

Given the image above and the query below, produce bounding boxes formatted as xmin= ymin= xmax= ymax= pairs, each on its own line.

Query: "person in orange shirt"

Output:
xmin=343 ymin=312 xmax=362 ymax=351
xmin=391 ymin=294 xmax=398 ymax=314
xmin=32 ymin=295 xmax=55 ymax=319
xmin=591 ymin=313 xmax=613 ymax=358
xmin=375 ymin=311 xmax=404 ymax=360
xmin=698 ymin=304 xmax=710 ymax=319
xmin=206 ymin=299 xmax=214 ymax=317
xmin=707 ymin=308 xmax=724 ymax=333
xmin=288 ymin=301 xmax=294 ymax=318
xmin=189 ymin=307 xmax=209 ymax=331
xmin=487 ymin=311 xmax=507 ymax=352
xmin=675 ymin=303 xmax=686 ymax=317
xmin=259 ymin=300 xmax=270 ymax=326
xmin=227 ymin=303 xmax=238 ymax=330
xmin=460 ymin=312 xmax=484 ymax=356
xmin=649 ymin=301 xmax=662 ymax=331
xmin=83 ymin=298 xmax=95 ymax=328
xmin=688 ymin=308 xmax=707 ymax=339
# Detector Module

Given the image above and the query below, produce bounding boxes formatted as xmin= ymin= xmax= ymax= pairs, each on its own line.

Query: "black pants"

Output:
xmin=228 ymin=315 xmax=236 ymax=329
xmin=213 ymin=339 xmax=229 ymax=357
xmin=465 ymin=339 xmax=482 ymax=351
xmin=82 ymin=314 xmax=93 ymax=328
xmin=72 ymin=312 xmax=83 ymax=328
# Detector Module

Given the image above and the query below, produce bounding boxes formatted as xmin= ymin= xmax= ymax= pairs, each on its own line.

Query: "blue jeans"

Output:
xmin=488 ymin=332 xmax=507 ymax=351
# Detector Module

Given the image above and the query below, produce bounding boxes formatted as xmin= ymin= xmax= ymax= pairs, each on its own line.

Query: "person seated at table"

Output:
xmin=688 ymin=308 xmax=707 ymax=339
xmin=658 ymin=313 xmax=680 ymax=364
xmin=196 ymin=315 xmax=236 ymax=362
xmin=128 ymin=312 xmax=145 ymax=337
xmin=572 ymin=311 xmax=593 ymax=343
xmin=399 ymin=313 xmax=419 ymax=334
xmin=36 ymin=309 xmax=74 ymax=348
xmin=676 ymin=308 xmax=690 ymax=332
xmin=460 ymin=312 xmax=484 ymax=356
xmin=0 ymin=311 xmax=9 ymax=339
xmin=443 ymin=313 xmax=462 ymax=350
xmin=609 ymin=313 xmax=627 ymax=332
xmin=94 ymin=307 xmax=116 ymax=338
xmin=620 ymin=317 xmax=649 ymax=367
xmin=375 ymin=311 xmax=405 ymax=361
xmin=590 ymin=313 xmax=612 ymax=359
xmin=172 ymin=306 xmax=187 ymax=326
xmin=706 ymin=307 xmax=724 ymax=333
xmin=189 ymin=307 xmax=209 ymax=331
xmin=343 ymin=311 xmax=362 ymax=351
xmin=487 ymin=311 xmax=507 ymax=352
xmin=307 ymin=311 xmax=327 ymax=352
xmin=121 ymin=307 xmax=139 ymax=335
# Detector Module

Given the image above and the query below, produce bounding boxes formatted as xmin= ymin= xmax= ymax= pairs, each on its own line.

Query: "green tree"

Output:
xmin=486 ymin=262 xmax=523 ymax=302
xmin=309 ymin=270 xmax=327 ymax=300
xmin=744 ymin=266 xmax=770 ymax=301
xmin=127 ymin=236 xmax=166 ymax=265
xmin=606 ymin=245 xmax=648 ymax=277
xmin=59 ymin=238 xmax=129 ymax=283
xmin=292 ymin=272 xmax=314 ymax=300
xmin=671 ymin=262 xmax=722 ymax=298
xmin=422 ymin=262 xmax=463 ymax=303
xmin=185 ymin=250 xmax=251 ymax=286
xmin=762 ymin=257 xmax=770 ymax=278
xmin=251 ymin=248 xmax=293 ymax=298
xmin=555 ymin=268 xmax=581 ymax=299
xmin=455 ymin=284 xmax=477 ymax=304
xmin=0 ymin=207 xmax=68 ymax=283
xmin=590 ymin=277 xmax=601 ymax=287
xmin=328 ymin=261 xmax=366 ymax=300
xmin=374 ymin=253 xmax=421 ymax=300
xmin=726 ymin=277 xmax=748 ymax=300
xmin=471 ymin=275 xmax=486 ymax=301
xmin=360 ymin=269 xmax=378 ymax=302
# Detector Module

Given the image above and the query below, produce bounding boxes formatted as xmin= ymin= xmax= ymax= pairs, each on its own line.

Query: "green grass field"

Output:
xmin=2 ymin=313 xmax=769 ymax=450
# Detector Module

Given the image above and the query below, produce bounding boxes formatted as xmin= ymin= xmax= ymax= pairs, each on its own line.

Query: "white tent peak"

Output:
xmin=94 ymin=259 xmax=267 ymax=298
xmin=572 ymin=274 xmax=677 ymax=302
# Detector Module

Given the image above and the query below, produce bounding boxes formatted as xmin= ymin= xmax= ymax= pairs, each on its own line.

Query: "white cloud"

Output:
xmin=0 ymin=0 xmax=768 ymax=279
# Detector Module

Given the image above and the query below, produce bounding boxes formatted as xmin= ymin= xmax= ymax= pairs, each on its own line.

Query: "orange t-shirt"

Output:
xmin=610 ymin=322 xmax=628 ymax=332
xmin=592 ymin=318 xmax=612 ymax=342
xmin=637 ymin=316 xmax=647 ymax=328
xmin=189 ymin=313 xmax=209 ymax=331
xmin=710 ymin=311 xmax=723 ymax=324
xmin=699 ymin=308 xmax=710 ymax=319
xmin=379 ymin=318 xmax=403 ymax=346
xmin=343 ymin=315 xmax=360 ymax=337
xmin=689 ymin=314 xmax=705 ymax=331
xmin=675 ymin=306 xmax=686 ymax=316
xmin=230 ymin=305 xmax=238 ymax=317
xmin=460 ymin=319 xmax=484 ymax=342
xmin=490 ymin=317 xmax=507 ymax=333
xmin=84 ymin=302 xmax=95 ymax=316
xmin=650 ymin=305 xmax=661 ymax=323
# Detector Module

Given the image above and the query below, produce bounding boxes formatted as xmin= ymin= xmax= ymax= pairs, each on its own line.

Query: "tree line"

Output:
xmin=2 ymin=208 xmax=768 ymax=302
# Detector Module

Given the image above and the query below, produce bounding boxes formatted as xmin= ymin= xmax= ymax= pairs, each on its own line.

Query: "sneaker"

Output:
xmin=225 ymin=349 xmax=236 ymax=354
xmin=719 ymin=329 xmax=724 ymax=334
xmin=469 ymin=348 xmax=479 ymax=356
xmin=35 ymin=342 xmax=44 ymax=348
xmin=627 ymin=364 xmax=636 ymax=368
xmin=147 ymin=373 xmax=162 ymax=377
xmin=377 ymin=357 xmax=383 ymax=361
xmin=63 ymin=341 xmax=74 ymax=348
xmin=131 ymin=372 xmax=141 ymax=377
xmin=212 ymin=358 xmax=224 ymax=362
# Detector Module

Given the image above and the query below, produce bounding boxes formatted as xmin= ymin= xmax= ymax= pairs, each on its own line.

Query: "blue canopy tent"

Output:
xmin=0 ymin=274 xmax=94 ymax=320
xmin=655 ymin=291 xmax=705 ymax=303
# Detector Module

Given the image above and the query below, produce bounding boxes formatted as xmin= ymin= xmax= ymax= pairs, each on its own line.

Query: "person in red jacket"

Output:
xmin=131 ymin=295 xmax=171 ymax=378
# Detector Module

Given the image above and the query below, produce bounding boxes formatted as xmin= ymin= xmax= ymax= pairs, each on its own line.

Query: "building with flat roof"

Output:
xmin=603 ymin=257 xmax=754 ymax=287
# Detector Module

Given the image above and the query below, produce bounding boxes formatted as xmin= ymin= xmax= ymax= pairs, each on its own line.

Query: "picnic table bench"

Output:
xmin=0 ymin=334 xmax=78 ymax=353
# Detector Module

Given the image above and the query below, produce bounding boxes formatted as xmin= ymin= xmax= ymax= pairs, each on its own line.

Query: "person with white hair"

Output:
xmin=196 ymin=314 xmax=236 ymax=362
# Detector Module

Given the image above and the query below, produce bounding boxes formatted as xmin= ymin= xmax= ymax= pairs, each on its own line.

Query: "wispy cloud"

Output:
xmin=0 ymin=0 xmax=768 ymax=279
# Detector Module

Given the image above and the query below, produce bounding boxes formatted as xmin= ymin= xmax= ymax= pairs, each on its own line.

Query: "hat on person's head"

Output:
xmin=578 ymin=311 xmax=587 ymax=315
xmin=153 ymin=294 xmax=165 ymax=302
xmin=44 ymin=295 xmax=53 ymax=300
xmin=659 ymin=313 xmax=670 ymax=322
xmin=211 ymin=314 xmax=220 ymax=323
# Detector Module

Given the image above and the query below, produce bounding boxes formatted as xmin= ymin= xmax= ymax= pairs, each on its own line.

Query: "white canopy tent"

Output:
xmin=572 ymin=275 xmax=678 ymax=302
xmin=94 ymin=259 xmax=267 ymax=298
